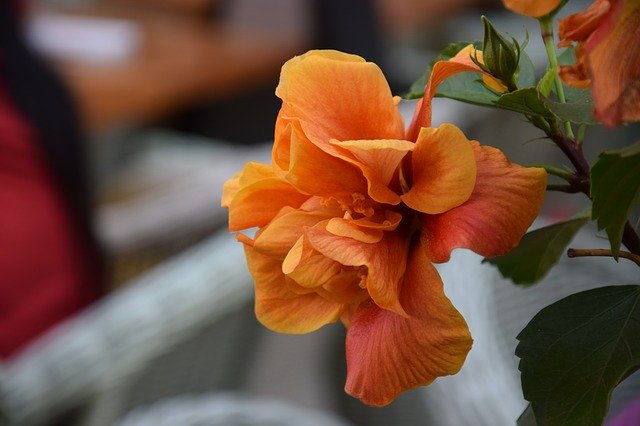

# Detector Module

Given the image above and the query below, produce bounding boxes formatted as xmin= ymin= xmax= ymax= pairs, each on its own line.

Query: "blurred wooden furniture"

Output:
xmin=51 ymin=2 xmax=305 ymax=132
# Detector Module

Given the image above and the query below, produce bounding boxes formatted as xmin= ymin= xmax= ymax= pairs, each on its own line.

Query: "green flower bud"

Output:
xmin=473 ymin=16 xmax=520 ymax=91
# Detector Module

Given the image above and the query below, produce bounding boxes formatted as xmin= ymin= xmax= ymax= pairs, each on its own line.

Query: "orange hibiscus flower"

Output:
xmin=558 ymin=0 xmax=640 ymax=127
xmin=222 ymin=50 xmax=547 ymax=406
xmin=501 ymin=0 xmax=563 ymax=17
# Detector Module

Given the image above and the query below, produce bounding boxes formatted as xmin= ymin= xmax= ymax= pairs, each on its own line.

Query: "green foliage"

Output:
xmin=495 ymin=88 xmax=555 ymax=118
xmin=484 ymin=214 xmax=590 ymax=285
xmin=591 ymin=141 xmax=640 ymax=257
xmin=517 ymin=285 xmax=640 ymax=426
xmin=546 ymin=86 xmax=598 ymax=125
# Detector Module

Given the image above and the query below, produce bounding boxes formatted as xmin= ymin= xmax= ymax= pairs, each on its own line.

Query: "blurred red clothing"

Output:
xmin=0 ymin=83 xmax=98 ymax=359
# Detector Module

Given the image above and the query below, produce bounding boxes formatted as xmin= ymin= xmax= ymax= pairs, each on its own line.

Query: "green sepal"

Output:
xmin=475 ymin=16 xmax=520 ymax=90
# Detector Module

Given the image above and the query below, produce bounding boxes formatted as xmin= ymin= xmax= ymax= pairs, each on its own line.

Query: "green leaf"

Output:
xmin=591 ymin=141 xmax=640 ymax=257
xmin=484 ymin=214 xmax=590 ymax=285
xmin=545 ymin=87 xmax=598 ymax=125
xmin=436 ymin=72 xmax=499 ymax=107
xmin=517 ymin=404 xmax=538 ymax=426
xmin=495 ymin=88 xmax=555 ymax=118
xmin=516 ymin=285 xmax=640 ymax=426
xmin=517 ymin=50 xmax=536 ymax=88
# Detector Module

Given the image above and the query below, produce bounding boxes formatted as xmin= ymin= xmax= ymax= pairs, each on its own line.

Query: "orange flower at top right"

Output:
xmin=558 ymin=0 xmax=640 ymax=127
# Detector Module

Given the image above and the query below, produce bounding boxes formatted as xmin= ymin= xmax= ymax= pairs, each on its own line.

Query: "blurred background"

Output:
xmin=1 ymin=0 xmax=639 ymax=425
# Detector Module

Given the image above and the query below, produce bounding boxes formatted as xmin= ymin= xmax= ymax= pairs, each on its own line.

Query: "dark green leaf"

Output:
xmin=517 ymin=404 xmax=538 ymax=426
xmin=517 ymin=285 xmax=640 ymax=426
xmin=495 ymin=88 xmax=555 ymax=118
xmin=591 ymin=141 xmax=640 ymax=257
xmin=517 ymin=50 xmax=536 ymax=88
xmin=484 ymin=214 xmax=590 ymax=285
xmin=545 ymin=87 xmax=598 ymax=125
xmin=436 ymin=72 xmax=499 ymax=107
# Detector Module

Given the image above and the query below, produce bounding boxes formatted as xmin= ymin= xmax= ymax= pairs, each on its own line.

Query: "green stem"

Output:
xmin=539 ymin=16 xmax=574 ymax=138
xmin=537 ymin=165 xmax=575 ymax=181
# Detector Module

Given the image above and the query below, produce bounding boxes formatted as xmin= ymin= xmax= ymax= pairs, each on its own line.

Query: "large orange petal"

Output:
xmin=253 ymin=207 xmax=334 ymax=258
xmin=344 ymin=238 xmax=472 ymax=406
xmin=330 ymin=139 xmax=414 ymax=204
xmin=245 ymin=243 xmax=343 ymax=334
xmin=423 ymin=142 xmax=547 ymax=263
xmin=401 ymin=125 xmax=476 ymax=214
xmin=275 ymin=50 xmax=405 ymax=155
xmin=406 ymin=45 xmax=485 ymax=141
xmin=225 ymin=162 xmax=310 ymax=231
xmin=501 ymin=0 xmax=563 ymax=17
xmin=304 ymin=226 xmax=409 ymax=316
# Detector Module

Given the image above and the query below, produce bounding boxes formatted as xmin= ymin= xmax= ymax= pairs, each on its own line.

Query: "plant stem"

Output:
xmin=623 ymin=222 xmax=640 ymax=255
xmin=537 ymin=165 xmax=575 ymax=181
xmin=567 ymin=248 xmax=640 ymax=268
xmin=539 ymin=16 xmax=574 ymax=138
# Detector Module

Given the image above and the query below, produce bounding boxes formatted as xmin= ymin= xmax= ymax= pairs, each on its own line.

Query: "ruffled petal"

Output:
xmin=282 ymin=124 xmax=368 ymax=197
xmin=275 ymin=50 xmax=405 ymax=155
xmin=253 ymin=207 xmax=334 ymax=258
xmin=344 ymin=238 xmax=472 ymax=406
xmin=305 ymin=226 xmax=409 ymax=317
xmin=407 ymin=45 xmax=487 ymax=141
xmin=330 ymin=139 xmax=414 ymax=204
xmin=282 ymin=234 xmax=343 ymax=288
xmin=558 ymin=0 xmax=610 ymax=45
xmin=423 ymin=142 xmax=547 ymax=263
xmin=585 ymin=0 xmax=640 ymax=126
xmin=501 ymin=0 xmax=563 ymax=18
xmin=401 ymin=125 xmax=476 ymax=214
xmin=245 ymin=243 xmax=343 ymax=334
xmin=559 ymin=0 xmax=640 ymax=126
xmin=224 ymin=162 xmax=310 ymax=231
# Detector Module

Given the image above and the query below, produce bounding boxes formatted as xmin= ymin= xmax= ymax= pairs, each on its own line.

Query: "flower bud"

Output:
xmin=472 ymin=17 xmax=520 ymax=91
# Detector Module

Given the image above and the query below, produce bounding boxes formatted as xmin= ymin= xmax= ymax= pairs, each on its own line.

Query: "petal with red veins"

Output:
xmin=423 ymin=142 xmax=547 ymax=263
xmin=344 ymin=238 xmax=472 ymax=406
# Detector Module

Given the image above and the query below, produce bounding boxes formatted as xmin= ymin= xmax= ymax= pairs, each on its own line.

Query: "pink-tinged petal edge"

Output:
xmin=423 ymin=142 xmax=547 ymax=263
xmin=344 ymin=237 xmax=472 ymax=406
